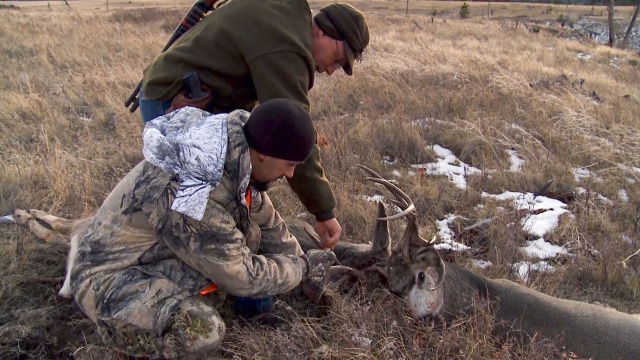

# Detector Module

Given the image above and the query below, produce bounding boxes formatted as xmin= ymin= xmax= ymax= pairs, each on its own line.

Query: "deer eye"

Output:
xmin=417 ymin=271 xmax=425 ymax=285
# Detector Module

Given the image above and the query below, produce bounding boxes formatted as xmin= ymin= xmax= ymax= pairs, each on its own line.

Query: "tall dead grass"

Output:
xmin=1 ymin=1 xmax=639 ymax=359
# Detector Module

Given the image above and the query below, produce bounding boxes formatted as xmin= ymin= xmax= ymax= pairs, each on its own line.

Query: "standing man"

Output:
xmin=70 ymin=99 xmax=338 ymax=358
xmin=138 ymin=0 xmax=370 ymax=250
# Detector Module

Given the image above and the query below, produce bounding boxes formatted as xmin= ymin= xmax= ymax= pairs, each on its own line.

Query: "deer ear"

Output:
xmin=371 ymin=262 xmax=389 ymax=280
xmin=371 ymin=202 xmax=391 ymax=257
xmin=405 ymin=221 xmax=436 ymax=248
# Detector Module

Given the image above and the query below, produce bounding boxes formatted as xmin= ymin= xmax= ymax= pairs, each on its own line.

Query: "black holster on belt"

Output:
xmin=166 ymin=71 xmax=214 ymax=113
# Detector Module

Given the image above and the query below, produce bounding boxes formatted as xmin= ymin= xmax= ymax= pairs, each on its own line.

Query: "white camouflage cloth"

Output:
xmin=142 ymin=107 xmax=228 ymax=220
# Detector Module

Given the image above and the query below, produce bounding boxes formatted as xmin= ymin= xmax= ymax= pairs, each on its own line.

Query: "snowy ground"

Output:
xmin=353 ymin=118 xmax=637 ymax=282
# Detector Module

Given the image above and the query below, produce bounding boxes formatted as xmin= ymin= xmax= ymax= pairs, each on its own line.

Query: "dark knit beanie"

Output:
xmin=243 ymin=99 xmax=315 ymax=162
xmin=314 ymin=3 xmax=369 ymax=76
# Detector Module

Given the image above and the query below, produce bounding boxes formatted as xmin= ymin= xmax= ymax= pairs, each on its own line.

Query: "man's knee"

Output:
xmin=159 ymin=296 xmax=226 ymax=358
xmin=98 ymin=296 xmax=225 ymax=359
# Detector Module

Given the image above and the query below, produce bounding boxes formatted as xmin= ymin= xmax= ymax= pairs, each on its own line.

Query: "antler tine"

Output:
xmin=364 ymin=178 xmax=416 ymax=220
xmin=301 ymin=227 xmax=367 ymax=286
xmin=358 ymin=164 xmax=420 ymax=262
xmin=357 ymin=164 xmax=383 ymax=178
xmin=358 ymin=165 xmax=414 ymax=211
xmin=389 ymin=199 xmax=409 ymax=212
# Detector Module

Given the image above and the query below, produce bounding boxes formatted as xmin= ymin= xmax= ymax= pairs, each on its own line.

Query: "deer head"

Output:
xmin=358 ymin=165 xmax=446 ymax=320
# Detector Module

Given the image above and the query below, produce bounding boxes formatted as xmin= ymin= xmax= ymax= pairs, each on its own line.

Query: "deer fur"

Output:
xmin=13 ymin=209 xmax=89 ymax=298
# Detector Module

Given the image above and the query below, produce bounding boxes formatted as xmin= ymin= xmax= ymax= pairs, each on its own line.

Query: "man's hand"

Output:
xmin=315 ymin=218 xmax=342 ymax=250
xmin=302 ymin=249 xmax=338 ymax=279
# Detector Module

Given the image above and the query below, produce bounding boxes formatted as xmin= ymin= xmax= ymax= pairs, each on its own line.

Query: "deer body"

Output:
xmin=443 ymin=263 xmax=640 ymax=359
xmin=289 ymin=217 xmax=640 ymax=359
xmin=285 ymin=163 xmax=640 ymax=360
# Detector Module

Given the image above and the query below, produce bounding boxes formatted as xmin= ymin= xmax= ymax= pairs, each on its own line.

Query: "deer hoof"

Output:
xmin=57 ymin=284 xmax=73 ymax=299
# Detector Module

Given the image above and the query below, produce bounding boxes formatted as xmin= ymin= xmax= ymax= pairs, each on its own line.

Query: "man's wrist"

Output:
xmin=314 ymin=208 xmax=336 ymax=222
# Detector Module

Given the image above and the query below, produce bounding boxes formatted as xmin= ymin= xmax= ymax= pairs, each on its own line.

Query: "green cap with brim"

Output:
xmin=314 ymin=3 xmax=369 ymax=76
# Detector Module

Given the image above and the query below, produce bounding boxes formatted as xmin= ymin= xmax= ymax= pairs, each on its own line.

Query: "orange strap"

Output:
xmin=245 ymin=187 xmax=251 ymax=208
xmin=199 ymin=283 xmax=218 ymax=295
xmin=200 ymin=188 xmax=251 ymax=296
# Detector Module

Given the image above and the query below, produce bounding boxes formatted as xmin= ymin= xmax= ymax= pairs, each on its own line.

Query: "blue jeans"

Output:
xmin=234 ymin=296 xmax=273 ymax=319
xmin=138 ymin=89 xmax=172 ymax=124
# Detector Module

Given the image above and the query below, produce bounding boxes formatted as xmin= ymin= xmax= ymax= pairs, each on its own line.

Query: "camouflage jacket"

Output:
xmin=71 ymin=109 xmax=306 ymax=328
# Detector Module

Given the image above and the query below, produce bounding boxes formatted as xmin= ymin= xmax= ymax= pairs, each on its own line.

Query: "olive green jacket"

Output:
xmin=71 ymin=110 xmax=306 ymax=333
xmin=142 ymin=0 xmax=336 ymax=220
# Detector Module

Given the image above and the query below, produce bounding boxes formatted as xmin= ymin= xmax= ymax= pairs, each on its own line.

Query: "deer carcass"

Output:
xmin=288 ymin=165 xmax=640 ymax=360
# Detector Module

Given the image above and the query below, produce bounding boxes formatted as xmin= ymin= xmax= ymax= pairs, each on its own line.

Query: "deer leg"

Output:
xmin=28 ymin=209 xmax=79 ymax=235
xmin=325 ymin=274 xmax=354 ymax=292
xmin=14 ymin=209 xmax=85 ymax=299
xmin=302 ymin=266 xmax=366 ymax=304
xmin=363 ymin=264 xmax=389 ymax=280
xmin=14 ymin=209 xmax=70 ymax=246
xmin=345 ymin=281 xmax=363 ymax=298
xmin=58 ymin=232 xmax=81 ymax=299
xmin=322 ymin=266 xmax=365 ymax=285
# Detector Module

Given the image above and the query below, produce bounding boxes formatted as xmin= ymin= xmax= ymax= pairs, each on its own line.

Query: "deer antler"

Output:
xmin=357 ymin=165 xmax=418 ymax=256
xmin=358 ymin=165 xmax=415 ymax=220
xmin=358 ymin=164 xmax=445 ymax=291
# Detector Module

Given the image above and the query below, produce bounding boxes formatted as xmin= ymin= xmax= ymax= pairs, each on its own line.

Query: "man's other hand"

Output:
xmin=315 ymin=218 xmax=341 ymax=250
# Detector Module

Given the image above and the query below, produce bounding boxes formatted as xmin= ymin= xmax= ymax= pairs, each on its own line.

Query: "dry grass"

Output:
xmin=1 ymin=0 xmax=640 ymax=359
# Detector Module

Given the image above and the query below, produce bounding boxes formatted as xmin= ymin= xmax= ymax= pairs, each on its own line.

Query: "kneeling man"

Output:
xmin=70 ymin=99 xmax=336 ymax=358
